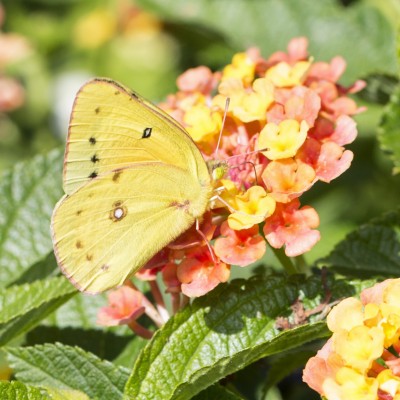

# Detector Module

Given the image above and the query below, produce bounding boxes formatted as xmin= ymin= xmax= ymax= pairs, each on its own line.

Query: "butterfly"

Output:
xmin=51 ymin=78 xmax=217 ymax=294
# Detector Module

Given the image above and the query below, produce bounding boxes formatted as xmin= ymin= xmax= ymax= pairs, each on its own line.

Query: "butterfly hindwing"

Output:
xmin=52 ymin=163 xmax=209 ymax=294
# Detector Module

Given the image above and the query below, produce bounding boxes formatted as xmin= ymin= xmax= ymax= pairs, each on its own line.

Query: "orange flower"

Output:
xmin=262 ymin=158 xmax=316 ymax=203
xmin=177 ymin=246 xmax=230 ymax=297
xmin=214 ymin=221 xmax=266 ymax=267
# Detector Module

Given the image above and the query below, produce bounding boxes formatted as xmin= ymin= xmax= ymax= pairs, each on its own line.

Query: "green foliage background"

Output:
xmin=0 ymin=0 xmax=399 ymax=399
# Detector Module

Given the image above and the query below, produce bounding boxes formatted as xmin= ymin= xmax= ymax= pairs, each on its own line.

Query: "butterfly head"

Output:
xmin=207 ymin=160 xmax=229 ymax=182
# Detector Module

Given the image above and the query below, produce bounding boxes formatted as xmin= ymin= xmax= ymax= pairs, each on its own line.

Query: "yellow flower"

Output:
xmin=327 ymin=297 xmax=364 ymax=333
xmin=377 ymin=370 xmax=400 ymax=397
xmin=228 ymin=186 xmax=276 ymax=230
xmin=265 ymin=61 xmax=310 ymax=87
xmin=222 ymin=52 xmax=255 ymax=85
xmin=184 ymin=103 xmax=222 ymax=143
xmin=323 ymin=367 xmax=378 ymax=400
xmin=73 ymin=9 xmax=116 ymax=49
xmin=213 ymin=77 xmax=274 ymax=122
xmin=333 ymin=326 xmax=384 ymax=373
xmin=258 ymin=119 xmax=309 ymax=160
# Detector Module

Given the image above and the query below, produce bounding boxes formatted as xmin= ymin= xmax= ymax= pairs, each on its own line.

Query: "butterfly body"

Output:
xmin=52 ymin=78 xmax=213 ymax=293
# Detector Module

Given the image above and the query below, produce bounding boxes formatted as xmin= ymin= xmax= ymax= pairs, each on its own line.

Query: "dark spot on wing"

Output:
xmin=89 ymin=137 xmax=96 ymax=145
xmin=142 ymin=127 xmax=152 ymax=139
xmin=91 ymin=154 xmax=100 ymax=163
xmin=86 ymin=253 xmax=93 ymax=261
xmin=112 ymin=171 xmax=122 ymax=182
xmin=170 ymin=199 xmax=190 ymax=212
xmin=101 ymin=264 xmax=110 ymax=271
xmin=94 ymin=107 xmax=100 ymax=114
xmin=109 ymin=200 xmax=127 ymax=222
xmin=76 ymin=210 xmax=82 ymax=216
xmin=75 ymin=240 xmax=83 ymax=249
xmin=89 ymin=171 xmax=98 ymax=179
xmin=130 ymin=91 xmax=139 ymax=99
xmin=114 ymin=91 xmax=120 ymax=95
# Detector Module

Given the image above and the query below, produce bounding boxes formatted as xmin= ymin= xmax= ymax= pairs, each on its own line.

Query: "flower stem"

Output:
xmin=149 ymin=281 xmax=170 ymax=323
xmin=171 ymin=292 xmax=181 ymax=314
xmin=128 ymin=320 xmax=153 ymax=339
xmin=294 ymin=254 xmax=309 ymax=274
xmin=126 ymin=280 xmax=165 ymax=327
xmin=270 ymin=246 xmax=298 ymax=274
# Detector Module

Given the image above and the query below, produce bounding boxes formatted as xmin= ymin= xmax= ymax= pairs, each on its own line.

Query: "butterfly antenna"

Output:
xmin=227 ymin=146 xmax=269 ymax=161
xmin=230 ymin=160 xmax=259 ymax=185
xmin=214 ymin=97 xmax=230 ymax=158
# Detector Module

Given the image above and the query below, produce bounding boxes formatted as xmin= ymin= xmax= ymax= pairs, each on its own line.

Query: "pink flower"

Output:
xmin=267 ymin=86 xmax=321 ymax=128
xmin=97 ymin=286 xmax=145 ymax=326
xmin=263 ymin=199 xmax=320 ymax=256
xmin=177 ymin=66 xmax=220 ymax=95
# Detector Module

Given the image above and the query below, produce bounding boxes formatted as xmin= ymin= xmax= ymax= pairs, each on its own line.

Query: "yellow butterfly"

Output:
xmin=51 ymin=78 xmax=216 ymax=294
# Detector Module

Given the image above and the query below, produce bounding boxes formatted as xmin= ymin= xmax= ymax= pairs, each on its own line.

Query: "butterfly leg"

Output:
xmin=195 ymin=218 xmax=218 ymax=265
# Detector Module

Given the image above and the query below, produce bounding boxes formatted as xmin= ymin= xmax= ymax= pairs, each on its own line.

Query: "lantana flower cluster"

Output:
xmin=98 ymin=37 xmax=365 ymax=334
xmin=303 ymin=279 xmax=400 ymax=400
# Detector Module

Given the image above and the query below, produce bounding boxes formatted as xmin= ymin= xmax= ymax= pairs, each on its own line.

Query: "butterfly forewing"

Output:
xmin=64 ymin=78 xmax=208 ymax=195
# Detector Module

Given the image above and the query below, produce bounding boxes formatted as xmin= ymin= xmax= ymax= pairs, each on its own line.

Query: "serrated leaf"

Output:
xmin=138 ymin=0 xmax=397 ymax=83
xmin=0 ymin=148 xmax=63 ymax=287
xmin=0 ymin=277 xmax=76 ymax=346
xmin=0 ymin=380 xmax=51 ymax=400
xmin=192 ymin=384 xmax=244 ymax=400
xmin=378 ymin=85 xmax=400 ymax=174
xmin=318 ymin=208 xmax=400 ymax=277
xmin=6 ymin=343 xmax=130 ymax=400
xmin=125 ymin=273 xmax=364 ymax=400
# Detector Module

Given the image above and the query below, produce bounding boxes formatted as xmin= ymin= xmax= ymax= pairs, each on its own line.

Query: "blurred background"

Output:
xmin=0 ymin=0 xmax=399 ymax=398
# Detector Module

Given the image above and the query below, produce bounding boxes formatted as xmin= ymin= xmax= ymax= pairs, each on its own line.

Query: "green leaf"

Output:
xmin=124 ymin=273 xmax=363 ymax=400
xmin=357 ymin=73 xmax=399 ymax=105
xmin=43 ymin=292 xmax=107 ymax=329
xmin=0 ymin=148 xmax=63 ymax=288
xmin=0 ymin=277 xmax=76 ymax=346
xmin=5 ymin=343 xmax=130 ymax=400
xmin=319 ymin=208 xmax=400 ymax=277
xmin=262 ymin=344 xmax=322 ymax=395
xmin=0 ymin=381 xmax=89 ymax=400
xmin=138 ymin=0 xmax=397 ymax=83
xmin=26 ymin=326 xmax=133 ymax=362
xmin=192 ymin=384 xmax=245 ymax=400
xmin=378 ymin=85 xmax=400 ymax=174
xmin=0 ymin=380 xmax=51 ymax=400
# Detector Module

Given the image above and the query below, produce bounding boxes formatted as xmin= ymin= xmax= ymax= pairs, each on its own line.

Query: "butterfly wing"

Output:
xmin=64 ymin=78 xmax=209 ymax=195
xmin=52 ymin=163 xmax=211 ymax=294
